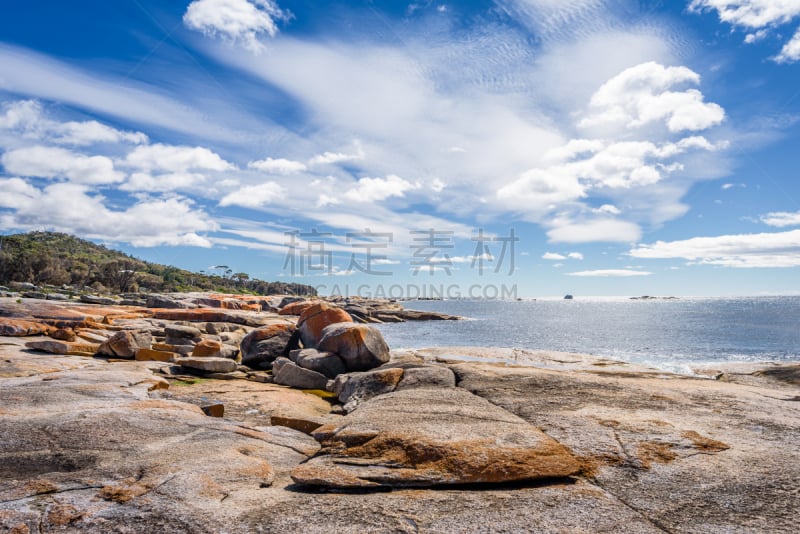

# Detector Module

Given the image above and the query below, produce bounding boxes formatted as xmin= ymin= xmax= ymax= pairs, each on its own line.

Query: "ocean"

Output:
xmin=374 ymin=297 xmax=800 ymax=374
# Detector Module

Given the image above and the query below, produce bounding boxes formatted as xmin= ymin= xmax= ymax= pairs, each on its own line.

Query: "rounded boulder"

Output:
xmin=297 ymin=302 xmax=353 ymax=349
xmin=317 ymin=323 xmax=390 ymax=372
xmin=240 ymin=323 xmax=296 ymax=368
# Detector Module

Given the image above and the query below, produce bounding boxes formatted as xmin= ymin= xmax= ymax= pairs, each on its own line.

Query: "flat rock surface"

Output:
xmin=292 ymin=386 xmax=580 ymax=488
xmin=1 ymin=331 xmax=798 ymax=533
xmin=452 ymin=360 xmax=800 ymax=533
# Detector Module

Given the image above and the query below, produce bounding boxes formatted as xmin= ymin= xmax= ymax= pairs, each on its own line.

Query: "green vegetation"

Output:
xmin=0 ymin=232 xmax=316 ymax=296
xmin=170 ymin=378 xmax=213 ymax=386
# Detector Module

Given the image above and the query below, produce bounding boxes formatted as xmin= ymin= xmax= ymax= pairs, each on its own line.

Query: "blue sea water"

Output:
xmin=374 ymin=297 xmax=800 ymax=374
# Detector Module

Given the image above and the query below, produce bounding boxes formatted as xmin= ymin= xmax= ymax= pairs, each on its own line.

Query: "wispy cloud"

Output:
xmin=760 ymin=211 xmax=800 ymax=228
xmin=630 ymin=229 xmax=800 ymax=267
xmin=567 ymin=269 xmax=652 ymax=277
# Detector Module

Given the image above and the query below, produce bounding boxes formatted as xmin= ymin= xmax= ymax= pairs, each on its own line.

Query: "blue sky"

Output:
xmin=1 ymin=0 xmax=800 ymax=297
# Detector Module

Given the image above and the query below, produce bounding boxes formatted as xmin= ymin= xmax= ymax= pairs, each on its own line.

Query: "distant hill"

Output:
xmin=0 ymin=231 xmax=316 ymax=296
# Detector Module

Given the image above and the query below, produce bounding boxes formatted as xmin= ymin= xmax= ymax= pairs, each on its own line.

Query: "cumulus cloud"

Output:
xmin=183 ymin=0 xmax=288 ymax=53
xmin=579 ymin=62 xmax=725 ymax=133
xmin=0 ymin=177 xmax=40 ymax=208
xmin=543 ymin=251 xmax=583 ymax=260
xmin=564 ymin=269 xmax=653 ymax=278
xmin=566 ymin=269 xmax=652 ymax=277
xmin=343 ymin=175 xmax=419 ymax=202
xmin=219 ymin=181 xmax=284 ymax=208
xmin=543 ymin=252 xmax=567 ymax=260
xmin=0 ymin=100 xmax=148 ymax=146
xmin=775 ymin=28 xmax=800 ymax=63
xmin=248 ymin=157 xmax=307 ymax=174
xmin=120 ymin=172 xmax=207 ymax=193
xmin=0 ymin=182 xmax=217 ymax=247
xmin=760 ymin=211 xmax=800 ymax=227
xmin=629 ymin=229 xmax=800 ymax=267
xmin=497 ymin=136 xmax=721 ymax=213
xmin=308 ymin=149 xmax=365 ymax=166
xmin=124 ymin=143 xmax=234 ymax=173
xmin=2 ymin=145 xmax=125 ymax=184
xmin=547 ymin=218 xmax=643 ymax=244
xmin=688 ymin=0 xmax=800 ymax=63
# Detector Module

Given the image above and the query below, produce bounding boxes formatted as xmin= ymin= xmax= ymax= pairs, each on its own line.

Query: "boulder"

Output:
xmin=98 ymin=330 xmax=153 ymax=358
xmin=0 ymin=318 xmax=51 ymax=337
xmin=146 ymin=294 xmax=197 ymax=309
xmin=164 ymin=324 xmax=202 ymax=341
xmin=279 ymin=296 xmax=307 ymax=308
xmin=395 ymin=365 xmax=456 ymax=390
xmin=80 ymin=295 xmax=118 ymax=305
xmin=205 ymin=322 xmax=242 ymax=335
xmin=22 ymin=291 xmax=47 ymax=300
xmin=332 ymin=368 xmax=404 ymax=412
xmin=50 ymin=328 xmax=77 ymax=342
xmin=151 ymin=309 xmax=264 ymax=327
xmin=272 ymin=357 xmax=330 ymax=390
xmin=291 ymin=387 xmax=580 ymax=489
xmin=25 ymin=340 xmax=100 ymax=356
xmin=279 ymin=300 xmax=317 ymax=316
xmin=135 ymin=348 xmax=177 ymax=362
xmin=46 ymin=293 xmax=70 ymax=301
xmin=240 ymin=324 xmax=295 ymax=368
xmin=317 ymin=323 xmax=390 ymax=371
xmin=191 ymin=339 xmax=224 ymax=358
xmin=290 ymin=348 xmax=346 ymax=379
xmin=297 ymin=302 xmax=353 ymax=348
xmin=177 ymin=356 xmax=238 ymax=373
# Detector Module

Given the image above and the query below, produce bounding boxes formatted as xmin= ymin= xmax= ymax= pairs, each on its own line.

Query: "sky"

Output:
xmin=1 ymin=0 xmax=800 ymax=298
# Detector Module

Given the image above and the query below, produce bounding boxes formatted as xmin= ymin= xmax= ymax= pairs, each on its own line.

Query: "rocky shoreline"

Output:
xmin=1 ymin=294 xmax=798 ymax=532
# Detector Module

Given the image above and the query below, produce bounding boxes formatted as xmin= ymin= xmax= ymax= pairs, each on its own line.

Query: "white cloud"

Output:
xmin=248 ymin=157 xmax=307 ymax=174
xmin=630 ymin=229 xmax=800 ymax=267
xmin=688 ymin=0 xmax=800 ymax=28
xmin=547 ymin=218 xmax=643 ymax=243
xmin=308 ymin=149 xmax=365 ymax=166
xmin=497 ymin=136 xmax=721 ymax=213
xmin=496 ymin=166 xmax=585 ymax=212
xmin=760 ymin=211 xmax=800 ymax=227
xmin=52 ymin=120 xmax=148 ymax=146
xmin=183 ymin=0 xmax=288 ymax=53
xmin=567 ymin=269 xmax=652 ymax=277
xmin=0 ymin=182 xmax=217 ymax=247
xmin=775 ymin=27 xmax=800 ymax=63
xmin=125 ymin=143 xmax=234 ymax=173
xmin=219 ymin=181 xmax=284 ymax=208
xmin=343 ymin=175 xmax=419 ymax=202
xmin=579 ymin=62 xmax=725 ymax=133
xmin=120 ymin=172 xmax=207 ymax=193
xmin=567 ymin=252 xmax=584 ymax=260
xmin=543 ymin=252 xmax=567 ymax=260
xmin=595 ymin=204 xmax=621 ymax=215
xmin=721 ymin=182 xmax=746 ymax=190
xmin=0 ymin=100 xmax=40 ymax=129
xmin=316 ymin=194 xmax=340 ymax=208
xmin=0 ymin=45 xmax=243 ymax=141
xmin=0 ymin=100 xmax=148 ymax=146
xmin=688 ymin=0 xmax=800 ymax=63
xmin=2 ymin=145 xmax=125 ymax=184
xmin=0 ymin=177 xmax=40 ymax=208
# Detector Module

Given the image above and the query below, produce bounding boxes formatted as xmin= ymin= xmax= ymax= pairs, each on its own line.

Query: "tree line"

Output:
xmin=0 ymin=232 xmax=316 ymax=296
